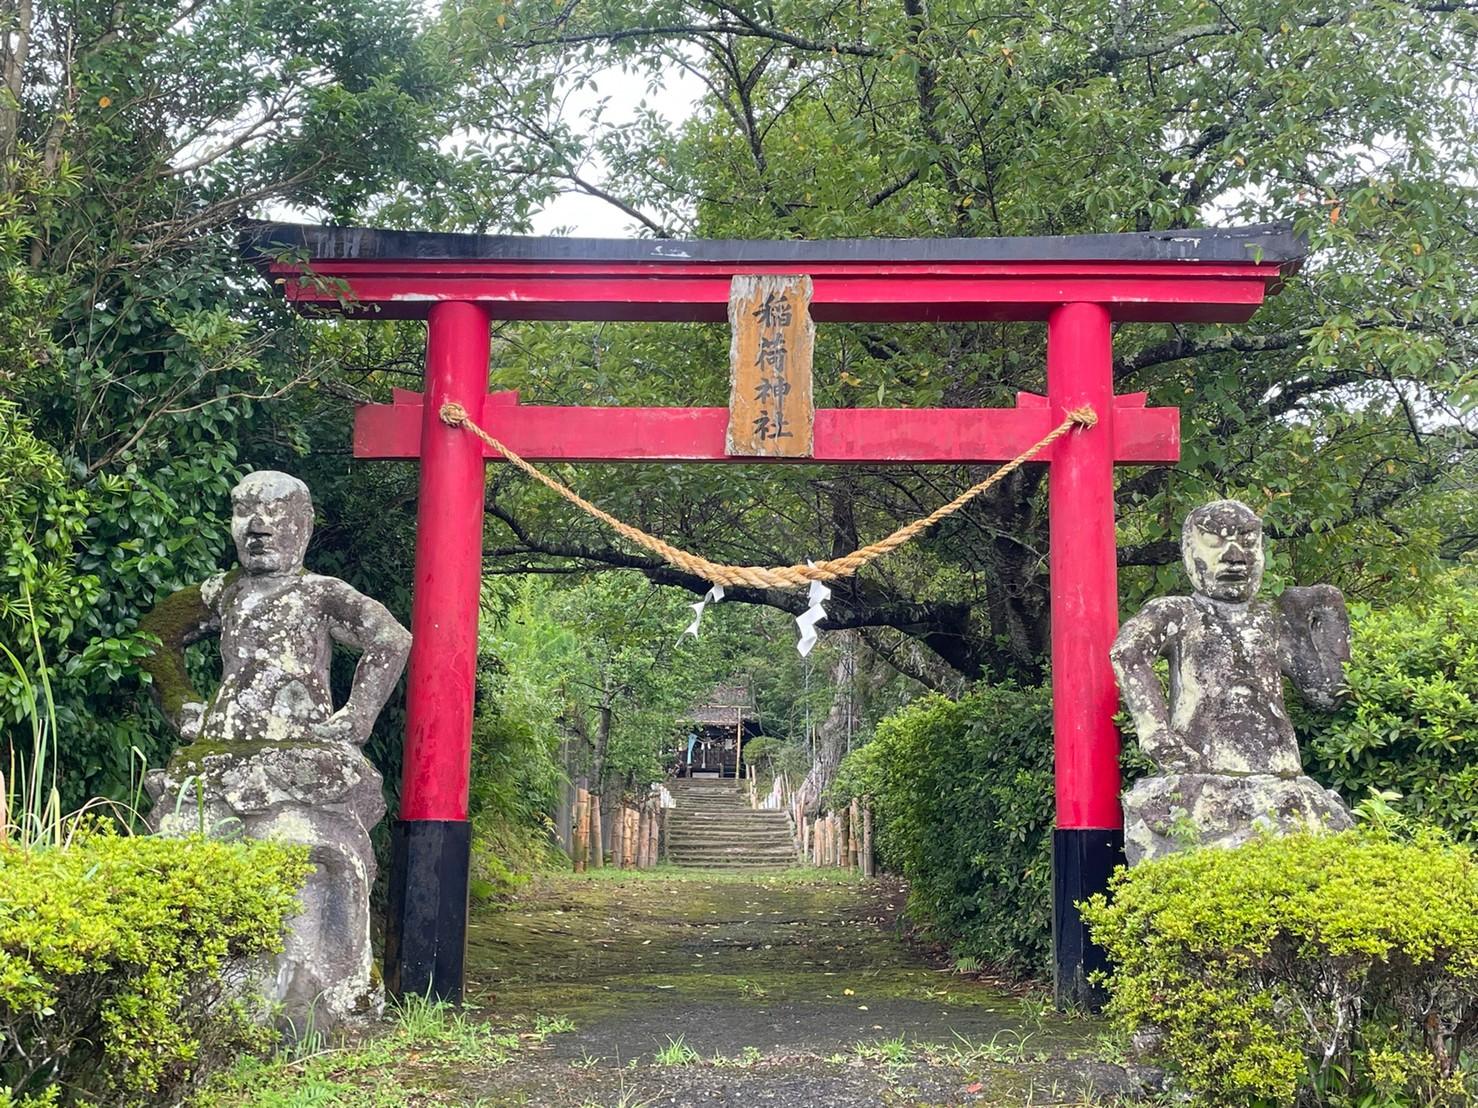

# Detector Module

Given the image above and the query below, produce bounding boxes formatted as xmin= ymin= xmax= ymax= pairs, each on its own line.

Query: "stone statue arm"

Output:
xmin=315 ymin=579 xmax=413 ymax=746
xmin=138 ymin=578 xmax=225 ymax=740
xmin=1110 ymin=597 xmax=1190 ymax=770
xmin=1277 ymin=584 xmax=1351 ymax=711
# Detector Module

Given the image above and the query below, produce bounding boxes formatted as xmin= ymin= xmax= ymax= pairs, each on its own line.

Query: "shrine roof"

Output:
xmin=241 ymin=220 xmax=1303 ymax=271
xmin=683 ymin=681 xmax=757 ymax=726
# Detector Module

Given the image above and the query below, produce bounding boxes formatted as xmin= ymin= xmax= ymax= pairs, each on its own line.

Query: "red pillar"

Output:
xmin=385 ymin=300 xmax=490 ymax=1002
xmin=1046 ymin=301 xmax=1123 ymax=1009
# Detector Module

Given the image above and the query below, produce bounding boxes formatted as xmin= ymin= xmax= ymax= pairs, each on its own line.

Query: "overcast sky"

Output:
xmin=527 ymin=65 xmax=705 ymax=237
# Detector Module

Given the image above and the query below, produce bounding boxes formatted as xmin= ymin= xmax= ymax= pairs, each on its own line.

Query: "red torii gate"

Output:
xmin=246 ymin=222 xmax=1301 ymax=1007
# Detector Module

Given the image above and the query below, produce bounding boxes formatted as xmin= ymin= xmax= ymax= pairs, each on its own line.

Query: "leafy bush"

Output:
xmin=0 ymin=830 xmax=310 ymax=1106
xmin=742 ymin=737 xmax=809 ymax=788
xmin=1297 ymin=572 xmax=1478 ymax=837
xmin=1085 ymin=830 xmax=1478 ymax=1107
xmin=833 ymin=683 xmax=1054 ymax=975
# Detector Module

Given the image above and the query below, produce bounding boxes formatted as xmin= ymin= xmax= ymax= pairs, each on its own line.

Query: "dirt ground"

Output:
xmin=441 ymin=867 xmax=1157 ymax=1107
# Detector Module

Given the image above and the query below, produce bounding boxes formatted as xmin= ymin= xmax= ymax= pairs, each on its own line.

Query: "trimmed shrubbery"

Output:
xmin=0 ymin=830 xmax=310 ymax=1107
xmin=833 ymin=682 xmax=1054 ymax=975
xmin=1085 ymin=829 xmax=1478 ymax=1107
xmin=1297 ymin=572 xmax=1478 ymax=838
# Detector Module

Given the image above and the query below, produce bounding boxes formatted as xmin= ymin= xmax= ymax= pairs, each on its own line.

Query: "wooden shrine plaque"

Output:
xmin=726 ymin=274 xmax=814 ymax=457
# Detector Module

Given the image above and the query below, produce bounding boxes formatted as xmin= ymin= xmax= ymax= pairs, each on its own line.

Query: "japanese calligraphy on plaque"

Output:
xmin=726 ymin=274 xmax=814 ymax=457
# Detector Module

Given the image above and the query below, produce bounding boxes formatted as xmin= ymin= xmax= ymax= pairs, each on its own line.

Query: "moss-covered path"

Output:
xmin=449 ymin=867 xmax=1145 ymax=1106
xmin=203 ymin=867 xmax=1154 ymax=1107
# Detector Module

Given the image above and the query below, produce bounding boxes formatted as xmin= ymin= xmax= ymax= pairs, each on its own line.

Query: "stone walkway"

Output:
xmin=441 ymin=868 xmax=1153 ymax=1106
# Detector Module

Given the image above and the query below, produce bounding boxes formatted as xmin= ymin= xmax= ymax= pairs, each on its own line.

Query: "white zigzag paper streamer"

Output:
xmin=796 ymin=573 xmax=830 ymax=657
xmin=681 ymin=584 xmax=725 ymax=639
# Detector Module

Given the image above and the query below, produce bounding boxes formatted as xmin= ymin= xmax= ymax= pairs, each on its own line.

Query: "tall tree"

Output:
xmin=442 ymin=0 xmax=1477 ymax=683
xmin=1 ymin=0 xmax=463 ymax=800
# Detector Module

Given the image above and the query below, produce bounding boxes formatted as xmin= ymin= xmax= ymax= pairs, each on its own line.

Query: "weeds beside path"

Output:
xmin=200 ymin=867 xmax=1158 ymax=1107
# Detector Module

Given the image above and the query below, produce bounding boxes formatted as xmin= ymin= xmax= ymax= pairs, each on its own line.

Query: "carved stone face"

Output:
xmin=231 ymin=471 xmax=313 ymax=576
xmin=1182 ymin=499 xmax=1264 ymax=603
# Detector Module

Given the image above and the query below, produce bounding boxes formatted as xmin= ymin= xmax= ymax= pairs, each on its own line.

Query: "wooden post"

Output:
xmin=641 ymin=804 xmax=650 ymax=869
xmin=625 ymin=808 xmax=639 ymax=868
xmin=646 ymin=802 xmax=656 ymax=868
xmin=588 ymin=793 xmax=603 ymax=869
xmin=1048 ymin=301 xmax=1125 ymax=1009
xmin=849 ymin=798 xmax=861 ymax=871
xmin=573 ymin=786 xmax=590 ymax=873
xmin=383 ymin=300 xmax=490 ymax=1004
xmin=838 ymin=806 xmax=851 ymax=871
xmin=863 ymin=799 xmax=874 ymax=878
xmin=610 ymin=799 xmax=624 ymax=869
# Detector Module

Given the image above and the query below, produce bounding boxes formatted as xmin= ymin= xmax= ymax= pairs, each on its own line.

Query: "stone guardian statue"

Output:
xmin=140 ymin=471 xmax=411 ymax=1032
xmin=1109 ymin=499 xmax=1353 ymax=864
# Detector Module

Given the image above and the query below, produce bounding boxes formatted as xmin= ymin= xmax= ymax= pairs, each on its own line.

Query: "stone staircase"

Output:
xmin=664 ymin=779 xmax=798 ymax=870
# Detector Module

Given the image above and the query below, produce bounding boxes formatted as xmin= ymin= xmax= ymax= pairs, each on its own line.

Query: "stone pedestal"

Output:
xmin=1123 ymin=772 xmax=1353 ymax=866
xmin=147 ymin=740 xmax=386 ymax=1032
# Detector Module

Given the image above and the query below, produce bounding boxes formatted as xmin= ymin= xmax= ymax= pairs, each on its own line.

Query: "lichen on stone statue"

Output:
xmin=140 ymin=470 xmax=411 ymax=1033
xmin=1110 ymin=499 xmax=1353 ymax=865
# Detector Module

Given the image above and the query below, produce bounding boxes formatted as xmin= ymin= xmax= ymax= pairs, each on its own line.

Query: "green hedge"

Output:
xmin=0 ymin=830 xmax=310 ymax=1107
xmin=1085 ymin=830 xmax=1478 ymax=1107
xmin=833 ymin=683 xmax=1054 ymax=975
xmin=1297 ymin=572 xmax=1478 ymax=837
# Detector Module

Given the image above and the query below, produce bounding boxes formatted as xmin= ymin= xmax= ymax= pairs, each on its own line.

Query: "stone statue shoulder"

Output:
xmin=1138 ymin=594 xmax=1197 ymax=621
xmin=1113 ymin=594 xmax=1197 ymax=656
xmin=200 ymin=569 xmax=234 ymax=613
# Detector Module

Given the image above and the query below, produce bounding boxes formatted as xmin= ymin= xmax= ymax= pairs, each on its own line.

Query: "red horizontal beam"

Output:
xmin=355 ymin=393 xmax=1179 ymax=465
xmin=274 ymin=259 xmax=1282 ymax=324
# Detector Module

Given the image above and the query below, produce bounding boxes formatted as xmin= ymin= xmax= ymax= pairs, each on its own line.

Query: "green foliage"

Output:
xmin=0 ymin=830 xmax=310 ymax=1106
xmin=1085 ymin=831 xmax=1478 ymax=1107
xmin=445 ymin=0 xmax=1478 ymax=687
xmin=1297 ymin=572 xmax=1478 ymax=838
xmin=741 ymin=737 xmax=805 ymax=788
xmin=0 ymin=0 xmax=464 ymax=809
xmin=834 ymin=683 xmax=1053 ymax=975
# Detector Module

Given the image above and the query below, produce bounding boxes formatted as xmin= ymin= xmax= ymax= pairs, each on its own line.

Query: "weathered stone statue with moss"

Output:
xmin=1110 ymin=499 xmax=1353 ymax=865
xmin=140 ymin=471 xmax=411 ymax=1032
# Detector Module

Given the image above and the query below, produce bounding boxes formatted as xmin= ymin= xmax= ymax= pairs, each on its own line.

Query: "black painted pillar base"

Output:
xmin=1052 ymin=827 xmax=1124 ymax=1012
xmin=385 ymin=819 xmax=471 ymax=1003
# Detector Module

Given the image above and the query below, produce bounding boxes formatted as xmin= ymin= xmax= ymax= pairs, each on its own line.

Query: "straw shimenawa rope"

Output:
xmin=440 ymin=401 xmax=1097 ymax=590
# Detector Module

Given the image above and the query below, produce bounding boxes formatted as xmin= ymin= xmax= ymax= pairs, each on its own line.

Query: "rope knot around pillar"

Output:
xmin=435 ymin=398 xmax=1096 ymax=590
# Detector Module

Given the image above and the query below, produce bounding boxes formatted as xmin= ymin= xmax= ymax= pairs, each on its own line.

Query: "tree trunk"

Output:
xmin=0 ymin=0 xmax=32 ymax=165
xmin=555 ymin=734 xmax=575 ymax=856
